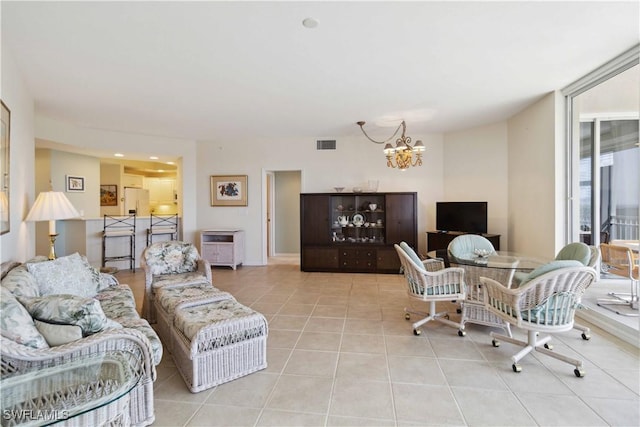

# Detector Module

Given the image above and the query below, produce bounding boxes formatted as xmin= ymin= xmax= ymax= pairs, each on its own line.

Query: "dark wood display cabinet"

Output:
xmin=300 ymin=192 xmax=417 ymax=273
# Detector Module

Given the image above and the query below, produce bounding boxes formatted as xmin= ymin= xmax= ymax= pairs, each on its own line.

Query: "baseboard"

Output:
xmin=576 ymin=308 xmax=639 ymax=348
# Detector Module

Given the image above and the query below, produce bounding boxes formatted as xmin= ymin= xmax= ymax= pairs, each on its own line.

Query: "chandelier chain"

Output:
xmin=357 ymin=121 xmax=404 ymax=144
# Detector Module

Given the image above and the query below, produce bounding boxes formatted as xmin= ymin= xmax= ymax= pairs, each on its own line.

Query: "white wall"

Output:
xmin=0 ymin=45 xmax=36 ymax=263
xmin=274 ymin=170 xmax=300 ymax=254
xmin=196 ymin=133 xmax=445 ymax=264
xmin=507 ymin=92 xmax=564 ymax=259
xmin=442 ymin=122 xmax=510 ymax=248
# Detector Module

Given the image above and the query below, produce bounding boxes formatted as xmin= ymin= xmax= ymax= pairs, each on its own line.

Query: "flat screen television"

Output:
xmin=436 ymin=202 xmax=488 ymax=234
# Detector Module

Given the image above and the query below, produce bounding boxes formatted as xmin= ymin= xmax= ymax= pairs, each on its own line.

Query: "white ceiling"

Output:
xmin=2 ymin=1 xmax=639 ymax=143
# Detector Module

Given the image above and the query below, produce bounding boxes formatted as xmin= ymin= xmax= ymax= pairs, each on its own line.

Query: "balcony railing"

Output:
xmin=607 ymin=215 xmax=639 ymax=241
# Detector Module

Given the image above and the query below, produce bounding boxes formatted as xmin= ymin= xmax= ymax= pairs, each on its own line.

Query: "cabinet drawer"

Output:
xmin=340 ymin=247 xmax=376 ymax=271
xmin=341 ymin=258 xmax=376 ymax=270
xmin=340 ymin=248 xmax=376 ymax=260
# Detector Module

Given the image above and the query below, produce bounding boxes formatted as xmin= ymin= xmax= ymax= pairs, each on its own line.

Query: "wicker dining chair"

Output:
xmin=447 ymin=235 xmax=513 ymax=337
xmin=395 ymin=243 xmax=466 ymax=336
xmin=482 ymin=265 xmax=597 ymax=377
xmin=597 ymin=243 xmax=639 ymax=316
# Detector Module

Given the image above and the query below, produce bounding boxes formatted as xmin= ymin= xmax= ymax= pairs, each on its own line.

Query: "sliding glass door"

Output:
xmin=565 ymin=52 xmax=639 ymax=247
xmin=578 ymin=116 xmax=639 ymax=245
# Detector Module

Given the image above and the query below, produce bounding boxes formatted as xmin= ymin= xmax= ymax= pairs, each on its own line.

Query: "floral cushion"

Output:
xmin=0 ymin=287 xmax=49 ymax=349
xmin=95 ymin=285 xmax=163 ymax=364
xmin=156 ymin=283 xmax=234 ymax=315
xmin=1 ymin=264 xmax=41 ymax=298
xmin=26 ymin=253 xmax=101 ymax=298
xmin=111 ymin=316 xmax=163 ymax=364
xmin=144 ymin=242 xmax=200 ymax=275
xmin=19 ymin=294 xmax=109 ymax=336
xmin=97 ymin=271 xmax=119 ymax=292
xmin=95 ymin=285 xmax=139 ymax=320
xmin=174 ymin=299 xmax=258 ymax=341
xmin=151 ymin=272 xmax=209 ymax=290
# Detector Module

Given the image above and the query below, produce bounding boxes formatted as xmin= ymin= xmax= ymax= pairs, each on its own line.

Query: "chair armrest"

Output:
xmin=196 ymin=258 xmax=213 ymax=284
xmin=1 ymin=328 xmax=156 ymax=382
xmin=481 ymin=276 xmax=521 ymax=314
xmin=422 ymin=258 xmax=444 ymax=272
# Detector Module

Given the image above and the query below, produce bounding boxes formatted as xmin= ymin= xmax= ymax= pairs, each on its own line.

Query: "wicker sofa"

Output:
xmin=0 ymin=254 xmax=163 ymax=427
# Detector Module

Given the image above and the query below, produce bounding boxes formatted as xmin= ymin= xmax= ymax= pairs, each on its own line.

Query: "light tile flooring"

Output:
xmin=116 ymin=257 xmax=639 ymax=427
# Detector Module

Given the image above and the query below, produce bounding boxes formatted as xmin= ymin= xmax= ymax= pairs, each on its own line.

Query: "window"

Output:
xmin=564 ymin=47 xmax=639 ymax=246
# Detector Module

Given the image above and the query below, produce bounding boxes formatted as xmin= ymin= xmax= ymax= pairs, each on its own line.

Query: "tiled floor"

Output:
xmin=115 ymin=257 xmax=639 ymax=427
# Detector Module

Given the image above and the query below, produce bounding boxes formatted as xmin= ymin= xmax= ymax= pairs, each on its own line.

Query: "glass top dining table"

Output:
xmin=427 ymin=249 xmax=549 ymax=272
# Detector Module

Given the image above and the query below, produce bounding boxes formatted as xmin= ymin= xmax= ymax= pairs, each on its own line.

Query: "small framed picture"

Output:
xmin=100 ymin=184 xmax=118 ymax=206
xmin=66 ymin=175 xmax=85 ymax=192
xmin=210 ymin=175 xmax=248 ymax=206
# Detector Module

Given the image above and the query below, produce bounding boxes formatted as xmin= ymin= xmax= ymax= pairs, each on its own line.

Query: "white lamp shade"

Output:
xmin=25 ymin=191 xmax=80 ymax=222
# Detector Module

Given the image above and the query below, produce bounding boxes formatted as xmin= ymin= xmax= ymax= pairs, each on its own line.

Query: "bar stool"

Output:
xmin=102 ymin=214 xmax=136 ymax=271
xmin=146 ymin=214 xmax=178 ymax=246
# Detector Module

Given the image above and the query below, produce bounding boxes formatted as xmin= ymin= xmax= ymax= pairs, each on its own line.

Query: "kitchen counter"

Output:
xmin=60 ymin=217 xmax=181 ymax=269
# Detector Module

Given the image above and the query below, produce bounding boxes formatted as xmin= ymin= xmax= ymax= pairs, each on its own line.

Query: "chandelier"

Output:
xmin=356 ymin=120 xmax=425 ymax=170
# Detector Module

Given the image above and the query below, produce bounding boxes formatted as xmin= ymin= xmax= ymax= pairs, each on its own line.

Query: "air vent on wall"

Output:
xmin=316 ymin=140 xmax=336 ymax=150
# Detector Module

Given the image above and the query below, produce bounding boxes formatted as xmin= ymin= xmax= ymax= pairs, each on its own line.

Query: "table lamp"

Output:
xmin=25 ymin=191 xmax=80 ymax=260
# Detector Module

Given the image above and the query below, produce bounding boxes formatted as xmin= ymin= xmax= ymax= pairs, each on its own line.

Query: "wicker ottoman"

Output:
xmin=154 ymin=283 xmax=235 ymax=354
xmin=170 ymin=298 xmax=268 ymax=393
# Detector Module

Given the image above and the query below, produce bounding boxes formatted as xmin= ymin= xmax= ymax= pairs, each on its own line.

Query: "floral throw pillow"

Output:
xmin=1 ymin=264 xmax=41 ymax=298
xmin=146 ymin=242 xmax=200 ymax=275
xmin=0 ymin=287 xmax=49 ymax=349
xmin=27 ymin=253 xmax=100 ymax=298
xmin=19 ymin=294 xmax=109 ymax=336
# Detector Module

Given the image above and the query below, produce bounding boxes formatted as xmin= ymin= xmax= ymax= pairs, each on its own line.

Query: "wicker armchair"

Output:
xmin=482 ymin=265 xmax=597 ymax=377
xmin=395 ymin=243 xmax=466 ymax=336
xmin=140 ymin=241 xmax=212 ymax=323
xmin=1 ymin=328 xmax=157 ymax=426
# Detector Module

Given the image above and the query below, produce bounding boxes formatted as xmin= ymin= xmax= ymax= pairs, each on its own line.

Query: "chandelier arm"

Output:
xmin=357 ymin=121 xmax=403 ymax=144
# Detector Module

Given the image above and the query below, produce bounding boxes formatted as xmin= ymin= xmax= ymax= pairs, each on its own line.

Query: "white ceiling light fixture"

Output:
xmin=357 ymin=120 xmax=425 ymax=171
xmin=302 ymin=17 xmax=319 ymax=29
xmin=114 ymin=153 xmax=124 ymax=157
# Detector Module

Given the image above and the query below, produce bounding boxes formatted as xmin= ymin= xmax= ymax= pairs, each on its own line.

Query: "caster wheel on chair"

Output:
xmin=458 ymin=330 xmax=466 ymax=337
xmin=581 ymin=333 xmax=591 ymax=340
xmin=492 ymin=339 xmax=500 ymax=347
xmin=574 ymin=368 xmax=585 ymax=378
xmin=405 ymin=313 xmax=411 ymax=320
xmin=544 ymin=343 xmax=553 ymax=350
xmin=413 ymin=329 xmax=421 ymax=336
xmin=512 ymin=364 xmax=522 ymax=373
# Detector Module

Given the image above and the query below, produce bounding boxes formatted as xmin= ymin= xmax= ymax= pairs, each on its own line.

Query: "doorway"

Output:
xmin=264 ymin=170 xmax=302 ymax=263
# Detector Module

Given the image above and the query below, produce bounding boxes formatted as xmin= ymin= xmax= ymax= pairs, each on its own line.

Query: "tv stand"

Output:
xmin=426 ymin=231 xmax=500 ymax=251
